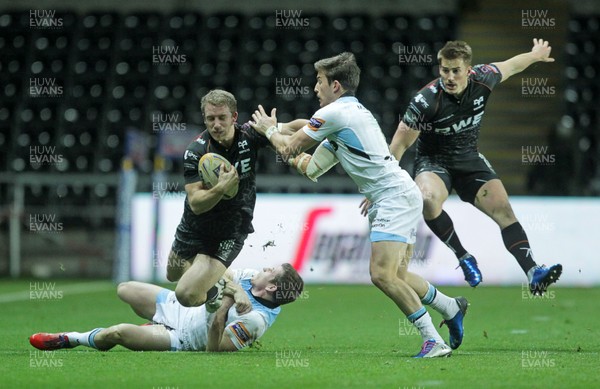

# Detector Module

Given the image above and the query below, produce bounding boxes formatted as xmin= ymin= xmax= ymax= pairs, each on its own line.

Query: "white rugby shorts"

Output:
xmin=367 ymin=183 xmax=423 ymax=244
xmin=152 ymin=289 xmax=207 ymax=351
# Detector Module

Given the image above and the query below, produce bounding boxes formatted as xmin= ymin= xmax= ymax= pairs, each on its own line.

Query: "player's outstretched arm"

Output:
xmin=492 ymin=38 xmax=554 ymax=82
xmin=206 ymin=296 xmax=238 ymax=352
xmin=250 ymin=105 xmax=317 ymax=158
xmin=279 ymin=119 xmax=309 ymax=135
xmin=389 ymin=121 xmax=420 ymax=161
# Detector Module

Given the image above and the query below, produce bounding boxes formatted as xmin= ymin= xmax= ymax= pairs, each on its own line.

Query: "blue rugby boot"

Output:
xmin=528 ymin=264 xmax=562 ymax=296
xmin=458 ymin=255 xmax=482 ymax=287
xmin=440 ymin=296 xmax=469 ymax=350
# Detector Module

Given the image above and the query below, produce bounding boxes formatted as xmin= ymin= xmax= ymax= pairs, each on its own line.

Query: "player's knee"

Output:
xmin=422 ymin=194 xmax=443 ymax=218
xmin=117 ymin=282 xmax=133 ymax=301
xmin=369 ymin=266 xmax=393 ymax=290
xmin=175 ymin=287 xmax=203 ymax=307
xmin=492 ymin=202 xmax=516 ymax=225
xmin=501 ymin=203 xmax=516 ymax=220
xmin=103 ymin=325 xmax=125 ymax=343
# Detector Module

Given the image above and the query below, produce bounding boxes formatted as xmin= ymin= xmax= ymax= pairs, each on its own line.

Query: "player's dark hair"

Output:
xmin=438 ymin=41 xmax=473 ymax=66
xmin=201 ymin=89 xmax=237 ymax=116
xmin=271 ymin=263 xmax=304 ymax=305
xmin=314 ymin=52 xmax=361 ymax=94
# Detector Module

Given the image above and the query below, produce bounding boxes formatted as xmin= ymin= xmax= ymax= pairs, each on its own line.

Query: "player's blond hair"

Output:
xmin=201 ymin=89 xmax=237 ymax=116
xmin=438 ymin=41 xmax=473 ymax=66
xmin=314 ymin=52 xmax=361 ymax=94
xmin=272 ymin=263 xmax=304 ymax=305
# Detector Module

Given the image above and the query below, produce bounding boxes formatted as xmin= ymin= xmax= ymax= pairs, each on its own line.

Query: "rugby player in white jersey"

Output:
xmin=251 ymin=52 xmax=465 ymax=358
xmin=29 ymin=264 xmax=303 ymax=352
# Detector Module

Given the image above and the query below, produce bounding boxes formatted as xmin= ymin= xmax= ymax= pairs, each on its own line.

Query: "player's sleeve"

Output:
xmin=402 ymin=91 xmax=433 ymax=131
xmin=182 ymin=144 xmax=203 ymax=184
xmin=240 ymin=122 xmax=271 ymax=148
xmin=473 ymin=64 xmax=503 ymax=90
xmin=301 ymin=106 xmax=338 ymax=142
xmin=224 ymin=312 xmax=268 ymax=350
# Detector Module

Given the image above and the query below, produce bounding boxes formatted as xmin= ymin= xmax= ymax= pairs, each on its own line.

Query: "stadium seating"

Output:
xmin=0 ymin=10 xmax=457 ymax=222
xmin=563 ymin=15 xmax=600 ymax=194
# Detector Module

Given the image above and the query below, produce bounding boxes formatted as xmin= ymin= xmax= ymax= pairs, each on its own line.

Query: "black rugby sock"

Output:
xmin=501 ymin=222 xmax=537 ymax=274
xmin=425 ymin=210 xmax=468 ymax=259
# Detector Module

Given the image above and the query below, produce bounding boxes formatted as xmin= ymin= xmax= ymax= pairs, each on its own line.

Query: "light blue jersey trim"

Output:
xmin=407 ymin=307 xmax=427 ymax=323
xmin=88 ymin=328 xmax=103 ymax=349
xmin=370 ymin=231 xmax=408 ymax=243
xmin=156 ymin=289 xmax=170 ymax=304
xmin=421 ymin=283 xmax=436 ymax=305
xmin=337 ymin=127 xmax=365 ymax=152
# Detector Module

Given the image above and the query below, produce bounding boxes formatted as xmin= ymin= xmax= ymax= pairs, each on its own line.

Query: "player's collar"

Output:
xmin=438 ymin=78 xmax=470 ymax=101
xmin=251 ymin=291 xmax=280 ymax=309
xmin=337 ymin=95 xmax=358 ymax=103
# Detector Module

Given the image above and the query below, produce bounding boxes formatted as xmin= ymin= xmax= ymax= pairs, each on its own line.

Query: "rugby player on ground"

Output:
xmin=30 ymin=264 xmax=303 ymax=352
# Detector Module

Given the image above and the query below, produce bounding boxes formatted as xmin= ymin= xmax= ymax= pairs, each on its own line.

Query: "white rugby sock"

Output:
xmin=421 ymin=283 xmax=459 ymax=320
xmin=408 ymin=308 xmax=444 ymax=343
xmin=65 ymin=328 xmax=103 ymax=349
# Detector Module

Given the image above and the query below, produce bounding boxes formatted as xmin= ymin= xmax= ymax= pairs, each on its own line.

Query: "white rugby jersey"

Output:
xmin=222 ymin=269 xmax=281 ymax=350
xmin=302 ymin=96 xmax=415 ymax=200
xmin=169 ymin=269 xmax=280 ymax=351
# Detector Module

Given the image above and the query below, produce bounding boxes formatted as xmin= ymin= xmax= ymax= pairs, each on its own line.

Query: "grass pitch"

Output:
xmin=1 ymin=280 xmax=598 ymax=388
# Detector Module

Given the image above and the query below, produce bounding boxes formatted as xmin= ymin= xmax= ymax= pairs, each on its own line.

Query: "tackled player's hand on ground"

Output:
xmin=250 ymin=105 xmax=277 ymax=135
xmin=359 ymin=197 xmax=371 ymax=217
xmin=531 ymin=38 xmax=554 ymax=62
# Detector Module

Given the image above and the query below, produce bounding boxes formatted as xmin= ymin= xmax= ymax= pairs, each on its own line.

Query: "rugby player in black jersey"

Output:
xmin=166 ymin=89 xmax=303 ymax=309
xmin=389 ymin=39 xmax=561 ymax=295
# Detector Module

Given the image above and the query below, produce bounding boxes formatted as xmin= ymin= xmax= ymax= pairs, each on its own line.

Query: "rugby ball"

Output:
xmin=198 ymin=153 xmax=238 ymax=199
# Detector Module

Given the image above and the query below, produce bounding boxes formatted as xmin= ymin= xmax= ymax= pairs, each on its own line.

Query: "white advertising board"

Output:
xmin=131 ymin=194 xmax=600 ymax=286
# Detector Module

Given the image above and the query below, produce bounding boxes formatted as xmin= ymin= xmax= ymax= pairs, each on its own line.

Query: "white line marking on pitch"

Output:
xmin=510 ymin=329 xmax=529 ymax=334
xmin=0 ymin=282 xmax=114 ymax=303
